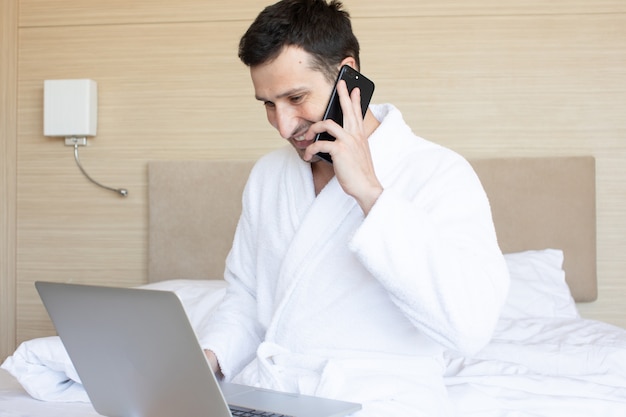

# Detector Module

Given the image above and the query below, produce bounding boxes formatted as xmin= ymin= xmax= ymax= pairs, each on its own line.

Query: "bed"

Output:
xmin=2 ymin=156 xmax=626 ymax=416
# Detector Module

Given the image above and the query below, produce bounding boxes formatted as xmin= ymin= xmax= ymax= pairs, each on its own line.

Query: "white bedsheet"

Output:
xmin=0 ymin=368 xmax=99 ymax=417
xmin=445 ymin=317 xmax=626 ymax=416
xmin=2 ymin=280 xmax=626 ymax=417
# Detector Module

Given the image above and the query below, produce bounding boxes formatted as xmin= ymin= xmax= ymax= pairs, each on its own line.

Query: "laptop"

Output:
xmin=35 ymin=281 xmax=362 ymax=417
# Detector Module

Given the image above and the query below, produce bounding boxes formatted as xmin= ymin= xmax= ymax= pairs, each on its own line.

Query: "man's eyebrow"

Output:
xmin=255 ymin=87 xmax=308 ymax=102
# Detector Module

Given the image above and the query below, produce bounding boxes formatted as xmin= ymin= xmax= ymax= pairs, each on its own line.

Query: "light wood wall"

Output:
xmin=1 ymin=0 xmax=18 ymax=364
xmin=1 ymin=0 xmax=625 ymax=360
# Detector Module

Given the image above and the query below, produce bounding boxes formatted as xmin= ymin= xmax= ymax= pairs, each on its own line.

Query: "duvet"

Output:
xmin=2 ymin=250 xmax=626 ymax=416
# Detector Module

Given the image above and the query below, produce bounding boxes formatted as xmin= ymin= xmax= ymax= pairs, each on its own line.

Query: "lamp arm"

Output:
xmin=73 ymin=143 xmax=128 ymax=197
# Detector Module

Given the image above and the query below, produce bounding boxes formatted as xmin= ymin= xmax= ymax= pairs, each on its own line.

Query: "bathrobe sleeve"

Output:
xmin=349 ymin=152 xmax=510 ymax=356
xmin=197 ymin=176 xmax=266 ymax=380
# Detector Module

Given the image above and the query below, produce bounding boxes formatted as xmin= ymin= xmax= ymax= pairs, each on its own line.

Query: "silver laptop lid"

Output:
xmin=36 ymin=281 xmax=232 ymax=417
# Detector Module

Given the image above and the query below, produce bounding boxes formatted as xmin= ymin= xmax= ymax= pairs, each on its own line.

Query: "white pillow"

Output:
xmin=500 ymin=249 xmax=579 ymax=319
xmin=138 ymin=279 xmax=227 ymax=332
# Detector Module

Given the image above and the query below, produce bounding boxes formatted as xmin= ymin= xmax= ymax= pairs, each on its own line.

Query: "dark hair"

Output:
xmin=238 ymin=0 xmax=360 ymax=83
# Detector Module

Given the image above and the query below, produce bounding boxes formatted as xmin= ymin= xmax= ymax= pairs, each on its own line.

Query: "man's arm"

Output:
xmin=348 ymin=158 xmax=510 ymax=355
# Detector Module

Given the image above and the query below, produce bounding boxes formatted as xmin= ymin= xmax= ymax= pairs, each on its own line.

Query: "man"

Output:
xmin=200 ymin=0 xmax=510 ymax=415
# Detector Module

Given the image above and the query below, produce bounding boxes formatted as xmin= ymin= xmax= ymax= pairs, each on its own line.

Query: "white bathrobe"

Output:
xmin=199 ymin=104 xmax=510 ymax=416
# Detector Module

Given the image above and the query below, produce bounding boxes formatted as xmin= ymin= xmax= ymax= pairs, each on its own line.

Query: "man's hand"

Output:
xmin=304 ymin=80 xmax=383 ymax=215
xmin=204 ymin=349 xmax=222 ymax=376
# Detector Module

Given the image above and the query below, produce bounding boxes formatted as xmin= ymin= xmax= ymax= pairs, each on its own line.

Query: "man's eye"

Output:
xmin=264 ymin=101 xmax=275 ymax=109
xmin=290 ymin=95 xmax=303 ymax=104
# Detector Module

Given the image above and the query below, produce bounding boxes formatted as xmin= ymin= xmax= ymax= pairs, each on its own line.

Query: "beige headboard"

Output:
xmin=148 ymin=156 xmax=596 ymax=302
xmin=470 ymin=157 xmax=596 ymax=302
xmin=148 ymin=160 xmax=255 ymax=283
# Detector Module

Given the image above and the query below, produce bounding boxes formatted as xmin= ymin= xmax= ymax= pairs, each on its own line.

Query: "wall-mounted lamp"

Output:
xmin=43 ymin=79 xmax=128 ymax=197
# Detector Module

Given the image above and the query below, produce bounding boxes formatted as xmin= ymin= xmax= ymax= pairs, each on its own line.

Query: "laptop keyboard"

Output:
xmin=230 ymin=405 xmax=294 ymax=417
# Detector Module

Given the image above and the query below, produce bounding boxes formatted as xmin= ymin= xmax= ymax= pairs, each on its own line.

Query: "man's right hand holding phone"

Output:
xmin=304 ymin=79 xmax=383 ymax=216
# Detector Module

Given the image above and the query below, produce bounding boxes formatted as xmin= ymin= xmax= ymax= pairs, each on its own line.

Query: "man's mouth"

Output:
xmin=291 ymin=133 xmax=314 ymax=149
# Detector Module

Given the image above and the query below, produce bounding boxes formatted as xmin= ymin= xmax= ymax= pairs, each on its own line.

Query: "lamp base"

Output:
xmin=64 ymin=137 xmax=87 ymax=146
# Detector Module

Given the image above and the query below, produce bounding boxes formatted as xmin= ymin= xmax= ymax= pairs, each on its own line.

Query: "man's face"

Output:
xmin=250 ymin=46 xmax=334 ymax=162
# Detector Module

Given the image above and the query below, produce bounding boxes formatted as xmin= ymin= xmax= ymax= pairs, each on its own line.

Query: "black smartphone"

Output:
xmin=315 ymin=65 xmax=375 ymax=163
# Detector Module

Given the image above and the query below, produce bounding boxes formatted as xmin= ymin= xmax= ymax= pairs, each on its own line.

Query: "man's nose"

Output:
xmin=275 ymin=107 xmax=297 ymax=139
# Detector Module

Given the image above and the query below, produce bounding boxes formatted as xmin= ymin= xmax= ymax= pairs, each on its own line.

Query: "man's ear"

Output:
xmin=339 ymin=56 xmax=357 ymax=70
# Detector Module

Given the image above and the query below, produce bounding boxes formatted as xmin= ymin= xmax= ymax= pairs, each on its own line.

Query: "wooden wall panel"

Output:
xmin=355 ymin=13 xmax=626 ymax=156
xmin=351 ymin=1 xmax=626 ymax=17
xmin=1 ymin=0 xmax=18 ymax=363
xmin=8 ymin=0 xmax=626 ymax=349
xmin=19 ymin=0 xmax=626 ymax=27
xmin=19 ymin=0 xmax=260 ymax=27
xmin=16 ymin=21 xmax=282 ymax=342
